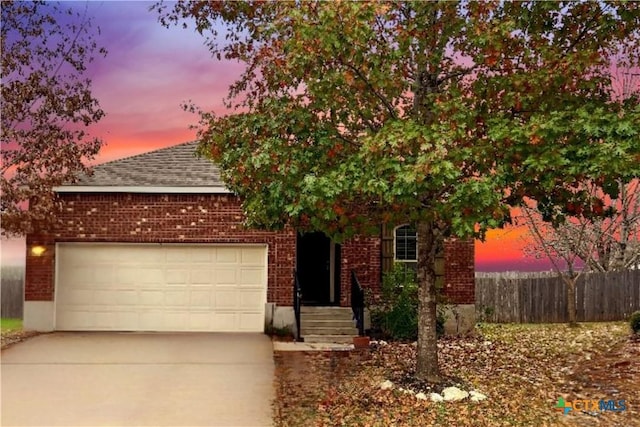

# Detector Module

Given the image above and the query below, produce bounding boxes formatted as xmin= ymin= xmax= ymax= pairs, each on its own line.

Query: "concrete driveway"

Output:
xmin=1 ymin=332 xmax=274 ymax=427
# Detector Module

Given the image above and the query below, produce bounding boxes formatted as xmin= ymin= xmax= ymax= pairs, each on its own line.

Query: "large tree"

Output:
xmin=157 ymin=1 xmax=640 ymax=382
xmin=1 ymin=1 xmax=106 ymax=235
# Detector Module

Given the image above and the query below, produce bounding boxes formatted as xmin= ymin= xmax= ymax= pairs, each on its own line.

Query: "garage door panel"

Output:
xmin=166 ymin=269 xmax=188 ymax=284
xmin=188 ymin=312 xmax=213 ymax=330
xmin=189 ymin=290 xmax=212 ymax=308
xmin=212 ymin=312 xmax=237 ymax=331
xmin=165 ymin=290 xmax=188 ymax=306
xmin=164 ymin=246 xmax=190 ymax=261
xmin=162 ymin=312 xmax=186 ymax=329
xmin=115 ymin=268 xmax=139 ymax=285
xmin=94 ymin=311 xmax=116 ymax=328
xmin=57 ymin=310 xmax=91 ymax=329
xmin=214 ymin=290 xmax=238 ymax=309
xmin=215 ymin=269 xmax=237 ymax=284
xmin=216 ymin=249 xmax=239 ymax=263
xmin=190 ymin=269 xmax=212 ymax=284
xmin=239 ymin=313 xmax=263 ymax=331
xmin=240 ymin=291 xmax=264 ymax=309
xmin=240 ymin=268 xmax=264 ymax=286
xmin=134 ymin=250 xmax=165 ymax=263
xmin=114 ymin=311 xmax=140 ymax=329
xmin=92 ymin=267 xmax=115 ymax=284
xmin=139 ymin=311 xmax=165 ymax=330
xmin=115 ymin=290 xmax=138 ymax=305
xmin=241 ymin=247 xmax=265 ymax=264
xmin=64 ymin=289 xmax=93 ymax=305
xmin=94 ymin=290 xmax=119 ymax=305
xmin=62 ymin=247 xmax=94 ymax=264
xmin=140 ymin=290 xmax=164 ymax=306
xmin=66 ymin=267 xmax=94 ymax=285
xmin=139 ymin=269 xmax=164 ymax=285
xmin=190 ymin=248 xmax=214 ymax=262
xmin=56 ymin=244 xmax=267 ymax=332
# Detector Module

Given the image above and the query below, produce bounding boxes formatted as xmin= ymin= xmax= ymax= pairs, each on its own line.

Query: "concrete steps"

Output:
xmin=300 ymin=319 xmax=355 ymax=328
xmin=303 ymin=334 xmax=355 ymax=344
xmin=300 ymin=307 xmax=358 ymax=344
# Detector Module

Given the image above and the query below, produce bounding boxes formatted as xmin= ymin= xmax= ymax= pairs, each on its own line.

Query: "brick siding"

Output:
xmin=341 ymin=235 xmax=381 ymax=306
xmin=443 ymin=238 xmax=475 ymax=304
xmin=25 ymin=192 xmax=473 ymax=307
xmin=24 ymin=193 xmax=381 ymax=307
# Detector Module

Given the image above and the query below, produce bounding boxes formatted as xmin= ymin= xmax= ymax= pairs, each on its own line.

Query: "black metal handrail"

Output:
xmin=351 ymin=270 xmax=365 ymax=336
xmin=293 ymin=269 xmax=302 ymax=341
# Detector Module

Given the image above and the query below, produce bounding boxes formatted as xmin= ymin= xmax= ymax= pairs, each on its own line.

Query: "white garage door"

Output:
xmin=55 ymin=244 xmax=267 ymax=332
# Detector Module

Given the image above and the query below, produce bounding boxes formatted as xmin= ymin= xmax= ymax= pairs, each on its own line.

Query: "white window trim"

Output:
xmin=393 ymin=224 xmax=418 ymax=263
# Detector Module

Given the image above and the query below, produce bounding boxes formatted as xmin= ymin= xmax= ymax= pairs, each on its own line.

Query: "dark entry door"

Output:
xmin=296 ymin=232 xmax=331 ymax=305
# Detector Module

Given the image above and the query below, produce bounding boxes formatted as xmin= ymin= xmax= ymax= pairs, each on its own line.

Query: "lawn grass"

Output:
xmin=1 ymin=318 xmax=23 ymax=333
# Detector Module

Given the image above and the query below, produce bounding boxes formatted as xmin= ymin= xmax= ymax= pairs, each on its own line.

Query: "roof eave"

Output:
xmin=53 ymin=185 xmax=233 ymax=194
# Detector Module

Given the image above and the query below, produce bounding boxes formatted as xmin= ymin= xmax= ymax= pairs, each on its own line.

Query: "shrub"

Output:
xmin=476 ymin=305 xmax=495 ymax=324
xmin=368 ymin=264 xmax=445 ymax=341
xmin=630 ymin=311 xmax=640 ymax=335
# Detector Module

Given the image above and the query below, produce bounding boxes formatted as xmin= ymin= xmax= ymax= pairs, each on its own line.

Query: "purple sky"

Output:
xmin=0 ymin=1 xmax=547 ymax=272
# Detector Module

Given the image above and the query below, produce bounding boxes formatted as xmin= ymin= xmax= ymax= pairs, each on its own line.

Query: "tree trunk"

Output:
xmin=564 ymin=277 xmax=578 ymax=326
xmin=415 ymin=220 xmax=441 ymax=382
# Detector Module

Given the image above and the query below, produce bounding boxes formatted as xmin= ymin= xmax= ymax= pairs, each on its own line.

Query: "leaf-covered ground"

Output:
xmin=273 ymin=323 xmax=639 ymax=426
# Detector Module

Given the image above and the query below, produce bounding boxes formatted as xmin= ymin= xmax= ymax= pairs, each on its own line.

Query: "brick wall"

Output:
xmin=25 ymin=233 xmax=56 ymax=301
xmin=24 ymin=192 xmax=383 ymax=308
xmin=25 ymin=193 xmax=297 ymax=305
xmin=25 ymin=192 xmax=472 ymax=307
xmin=340 ymin=235 xmax=381 ymax=306
xmin=443 ymin=238 xmax=475 ymax=304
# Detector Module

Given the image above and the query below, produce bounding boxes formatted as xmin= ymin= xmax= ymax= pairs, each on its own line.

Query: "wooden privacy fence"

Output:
xmin=1 ymin=266 xmax=24 ymax=318
xmin=475 ymin=270 xmax=640 ymax=323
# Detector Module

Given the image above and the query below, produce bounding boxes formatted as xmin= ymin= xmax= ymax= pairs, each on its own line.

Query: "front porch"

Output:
xmin=298 ymin=306 xmax=361 ymax=344
xmin=293 ymin=231 xmax=372 ymax=343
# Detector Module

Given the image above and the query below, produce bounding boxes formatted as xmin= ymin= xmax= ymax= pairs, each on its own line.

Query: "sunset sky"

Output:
xmin=1 ymin=1 xmax=550 ymax=272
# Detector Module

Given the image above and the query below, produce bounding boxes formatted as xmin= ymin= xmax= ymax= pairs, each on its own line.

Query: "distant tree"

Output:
xmin=521 ymin=64 xmax=640 ymax=325
xmin=1 ymin=1 xmax=107 ymax=235
xmin=522 ymin=196 xmax=599 ymax=327
xmin=554 ymin=180 xmax=640 ymax=272
xmin=522 ymin=179 xmax=640 ymax=325
xmin=157 ymin=2 xmax=640 ymax=382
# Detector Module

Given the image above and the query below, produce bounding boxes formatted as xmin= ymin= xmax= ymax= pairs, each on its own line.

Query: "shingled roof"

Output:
xmin=55 ymin=141 xmax=228 ymax=193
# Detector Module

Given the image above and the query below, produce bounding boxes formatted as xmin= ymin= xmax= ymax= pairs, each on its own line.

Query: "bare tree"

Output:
xmin=521 ymin=180 xmax=640 ymax=325
xmin=521 ymin=203 xmax=588 ymax=326
xmin=1 ymin=1 xmax=107 ymax=235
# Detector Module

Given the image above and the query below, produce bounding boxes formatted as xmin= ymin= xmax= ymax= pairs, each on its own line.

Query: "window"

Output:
xmin=394 ymin=225 xmax=417 ymax=270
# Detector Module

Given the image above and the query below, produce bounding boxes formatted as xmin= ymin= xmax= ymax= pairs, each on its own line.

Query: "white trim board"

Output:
xmin=53 ymin=186 xmax=232 ymax=194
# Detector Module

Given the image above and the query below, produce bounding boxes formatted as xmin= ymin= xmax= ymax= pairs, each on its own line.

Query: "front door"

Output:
xmin=296 ymin=232 xmax=340 ymax=305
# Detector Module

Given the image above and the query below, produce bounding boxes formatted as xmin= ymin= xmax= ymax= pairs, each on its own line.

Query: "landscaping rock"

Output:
xmin=469 ymin=391 xmax=487 ymax=402
xmin=415 ymin=392 xmax=427 ymax=401
xmin=442 ymin=386 xmax=469 ymax=402
xmin=379 ymin=380 xmax=394 ymax=390
xmin=430 ymin=393 xmax=444 ymax=402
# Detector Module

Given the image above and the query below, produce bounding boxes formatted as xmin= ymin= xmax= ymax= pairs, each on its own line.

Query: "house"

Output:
xmin=24 ymin=142 xmax=475 ymax=338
